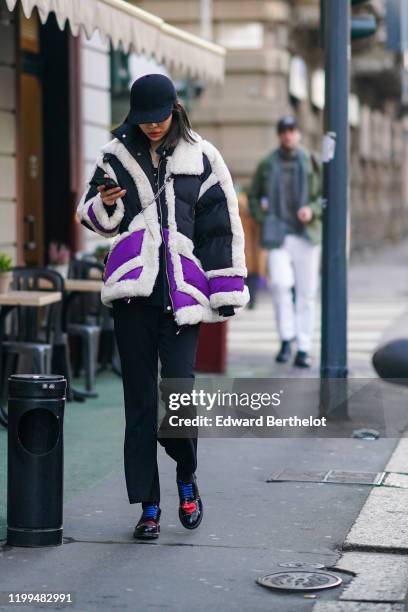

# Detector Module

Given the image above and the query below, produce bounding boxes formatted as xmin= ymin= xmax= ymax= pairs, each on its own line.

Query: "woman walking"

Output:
xmin=77 ymin=74 xmax=249 ymax=539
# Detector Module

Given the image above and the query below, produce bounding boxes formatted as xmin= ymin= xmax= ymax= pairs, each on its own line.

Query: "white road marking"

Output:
xmin=228 ymin=296 xmax=406 ymax=363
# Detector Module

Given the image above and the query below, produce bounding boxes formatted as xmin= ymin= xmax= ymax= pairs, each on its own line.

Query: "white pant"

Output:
xmin=268 ymin=234 xmax=320 ymax=353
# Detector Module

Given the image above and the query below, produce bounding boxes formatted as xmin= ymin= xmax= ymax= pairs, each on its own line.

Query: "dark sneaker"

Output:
xmin=276 ymin=340 xmax=292 ymax=363
xmin=177 ymin=474 xmax=203 ymax=530
xmin=294 ymin=351 xmax=312 ymax=368
xmin=133 ymin=505 xmax=161 ymax=540
xmin=246 ymin=273 xmax=259 ymax=310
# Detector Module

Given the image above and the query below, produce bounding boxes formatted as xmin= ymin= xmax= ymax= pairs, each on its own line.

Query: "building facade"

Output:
xmin=136 ymin=0 xmax=408 ymax=251
xmin=0 ymin=0 xmax=224 ymax=266
xmin=0 ymin=3 xmax=105 ymax=265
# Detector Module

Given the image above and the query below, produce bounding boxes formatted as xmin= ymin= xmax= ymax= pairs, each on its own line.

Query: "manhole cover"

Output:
xmin=278 ymin=562 xmax=325 ymax=570
xmin=256 ymin=570 xmax=342 ymax=592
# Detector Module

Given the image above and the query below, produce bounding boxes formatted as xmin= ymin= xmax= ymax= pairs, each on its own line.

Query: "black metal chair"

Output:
xmin=0 ymin=267 xmax=66 ymax=411
xmin=65 ymin=257 xmax=105 ymax=397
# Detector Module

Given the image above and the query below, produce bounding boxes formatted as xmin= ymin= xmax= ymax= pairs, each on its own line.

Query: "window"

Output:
xmin=216 ymin=23 xmax=264 ymax=49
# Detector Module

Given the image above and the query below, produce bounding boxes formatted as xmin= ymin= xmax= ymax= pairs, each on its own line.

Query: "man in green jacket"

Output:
xmin=249 ymin=116 xmax=322 ymax=368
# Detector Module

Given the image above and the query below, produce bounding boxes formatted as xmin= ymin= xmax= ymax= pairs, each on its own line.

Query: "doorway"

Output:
xmin=18 ymin=7 xmax=44 ymax=265
xmin=18 ymin=9 xmax=71 ymax=266
xmin=40 ymin=13 xmax=71 ymax=263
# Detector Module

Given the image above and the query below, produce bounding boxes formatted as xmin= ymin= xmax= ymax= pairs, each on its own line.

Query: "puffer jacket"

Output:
xmin=76 ymin=122 xmax=249 ymax=327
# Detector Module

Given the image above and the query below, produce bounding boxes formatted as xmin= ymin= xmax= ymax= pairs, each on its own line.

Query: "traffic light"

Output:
xmin=351 ymin=0 xmax=377 ymax=40
xmin=320 ymin=1 xmax=377 ymax=46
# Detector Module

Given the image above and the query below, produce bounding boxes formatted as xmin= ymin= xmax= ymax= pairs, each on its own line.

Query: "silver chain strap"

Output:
xmin=143 ymin=174 xmax=174 ymax=210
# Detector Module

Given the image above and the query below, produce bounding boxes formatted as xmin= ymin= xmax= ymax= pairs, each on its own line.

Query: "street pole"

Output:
xmin=200 ymin=0 xmax=213 ymax=41
xmin=320 ymin=0 xmax=350 ymax=417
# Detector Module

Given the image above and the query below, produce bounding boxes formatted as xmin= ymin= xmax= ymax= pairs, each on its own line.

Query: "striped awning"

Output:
xmin=4 ymin=0 xmax=225 ymax=83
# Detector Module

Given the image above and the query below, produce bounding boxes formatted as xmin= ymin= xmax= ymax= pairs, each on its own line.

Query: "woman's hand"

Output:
xmin=97 ymin=174 xmax=127 ymax=206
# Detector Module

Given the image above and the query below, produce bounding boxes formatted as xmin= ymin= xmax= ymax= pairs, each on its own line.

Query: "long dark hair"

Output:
xmin=125 ymin=99 xmax=197 ymax=149
xmin=160 ymin=100 xmax=197 ymax=149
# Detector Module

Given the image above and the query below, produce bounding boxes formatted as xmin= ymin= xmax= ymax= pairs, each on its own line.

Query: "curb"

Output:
xmin=312 ymin=435 xmax=408 ymax=610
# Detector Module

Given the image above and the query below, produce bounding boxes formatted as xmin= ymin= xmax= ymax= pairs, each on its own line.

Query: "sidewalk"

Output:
xmin=227 ymin=239 xmax=408 ymax=378
xmin=0 ymin=241 xmax=407 ymax=611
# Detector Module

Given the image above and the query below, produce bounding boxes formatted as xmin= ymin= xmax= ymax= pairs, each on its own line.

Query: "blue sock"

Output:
xmin=141 ymin=502 xmax=160 ymax=519
xmin=177 ymin=480 xmax=194 ymax=499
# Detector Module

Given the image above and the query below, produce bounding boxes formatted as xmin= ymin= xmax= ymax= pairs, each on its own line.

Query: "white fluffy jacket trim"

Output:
xmin=76 ymin=132 xmax=249 ymax=325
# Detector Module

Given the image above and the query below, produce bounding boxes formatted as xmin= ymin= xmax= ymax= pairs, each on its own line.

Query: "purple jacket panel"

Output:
xmin=209 ymin=276 xmax=245 ymax=294
xmin=88 ymin=202 xmax=120 ymax=236
xmin=104 ymin=230 xmax=145 ymax=281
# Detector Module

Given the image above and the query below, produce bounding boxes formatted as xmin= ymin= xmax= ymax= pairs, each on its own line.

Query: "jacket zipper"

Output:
xmin=157 ymin=157 xmax=183 ymax=334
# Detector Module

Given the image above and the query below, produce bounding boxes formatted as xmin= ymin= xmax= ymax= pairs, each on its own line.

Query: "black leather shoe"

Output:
xmin=246 ymin=273 xmax=259 ymax=310
xmin=276 ymin=340 xmax=292 ymax=363
xmin=133 ymin=507 xmax=161 ymax=540
xmin=177 ymin=474 xmax=203 ymax=530
xmin=294 ymin=351 xmax=312 ymax=368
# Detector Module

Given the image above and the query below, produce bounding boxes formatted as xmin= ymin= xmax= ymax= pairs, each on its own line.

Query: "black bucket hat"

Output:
xmin=127 ymin=74 xmax=177 ymax=125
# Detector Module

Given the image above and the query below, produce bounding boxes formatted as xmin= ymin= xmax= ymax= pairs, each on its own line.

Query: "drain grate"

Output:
xmin=256 ymin=570 xmax=342 ymax=592
xmin=325 ymin=470 xmax=384 ymax=484
xmin=267 ymin=469 xmax=385 ymax=486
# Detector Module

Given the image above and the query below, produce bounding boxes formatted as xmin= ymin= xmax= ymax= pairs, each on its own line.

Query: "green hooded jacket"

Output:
xmin=248 ymin=147 xmax=322 ymax=247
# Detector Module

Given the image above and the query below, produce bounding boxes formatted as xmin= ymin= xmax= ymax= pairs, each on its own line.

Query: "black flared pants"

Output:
xmin=112 ymin=299 xmax=201 ymax=504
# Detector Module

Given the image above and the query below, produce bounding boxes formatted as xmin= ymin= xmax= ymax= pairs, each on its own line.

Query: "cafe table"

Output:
xmin=39 ymin=278 xmax=103 ymax=293
xmin=0 ymin=291 xmax=62 ymax=427
xmin=64 ymin=279 xmax=102 ymax=292
xmin=0 ymin=290 xmax=62 ymax=307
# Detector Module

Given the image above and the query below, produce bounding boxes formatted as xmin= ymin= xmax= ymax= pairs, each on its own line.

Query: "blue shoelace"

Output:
xmin=142 ymin=504 xmax=160 ymax=519
xmin=177 ymin=481 xmax=194 ymax=499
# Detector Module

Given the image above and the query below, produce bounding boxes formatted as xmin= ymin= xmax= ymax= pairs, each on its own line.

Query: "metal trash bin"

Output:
xmin=7 ymin=374 xmax=66 ymax=547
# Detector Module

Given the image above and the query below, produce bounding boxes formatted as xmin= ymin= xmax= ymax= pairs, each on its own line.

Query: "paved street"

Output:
xmin=228 ymin=240 xmax=408 ymax=379
xmin=0 ymin=241 xmax=408 ymax=611
xmin=228 ymin=294 xmax=406 ymax=378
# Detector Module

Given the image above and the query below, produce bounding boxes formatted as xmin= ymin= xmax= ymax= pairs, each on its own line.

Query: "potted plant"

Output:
xmin=48 ymin=241 xmax=71 ymax=277
xmin=0 ymin=252 xmax=12 ymax=293
xmin=93 ymin=244 xmax=110 ymax=265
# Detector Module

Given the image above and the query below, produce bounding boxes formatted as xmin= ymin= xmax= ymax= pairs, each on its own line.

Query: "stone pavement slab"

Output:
xmin=337 ymin=552 xmax=408 ymax=602
xmin=343 ymin=487 xmax=408 ymax=552
xmin=313 ymin=603 xmax=404 ymax=611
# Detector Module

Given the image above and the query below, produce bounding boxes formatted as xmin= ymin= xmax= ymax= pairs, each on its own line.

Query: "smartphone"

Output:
xmin=90 ymin=177 xmax=119 ymax=190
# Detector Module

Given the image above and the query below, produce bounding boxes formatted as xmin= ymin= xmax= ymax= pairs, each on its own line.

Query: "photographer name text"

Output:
xmin=167 ymin=415 xmax=327 ymax=428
